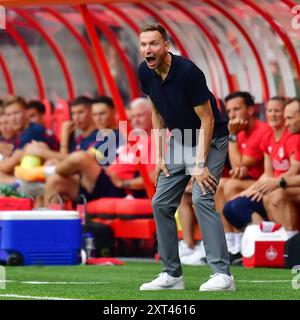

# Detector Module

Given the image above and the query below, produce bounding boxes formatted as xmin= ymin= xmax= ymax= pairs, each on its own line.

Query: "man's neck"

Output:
xmin=82 ymin=124 xmax=96 ymax=137
xmin=19 ymin=121 xmax=30 ymax=133
xmin=274 ymin=126 xmax=286 ymax=141
xmin=155 ymin=52 xmax=172 ymax=81
xmin=245 ymin=117 xmax=256 ymax=133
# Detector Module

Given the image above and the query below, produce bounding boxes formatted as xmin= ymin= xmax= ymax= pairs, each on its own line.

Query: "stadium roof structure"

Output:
xmin=0 ymin=0 xmax=299 ymax=196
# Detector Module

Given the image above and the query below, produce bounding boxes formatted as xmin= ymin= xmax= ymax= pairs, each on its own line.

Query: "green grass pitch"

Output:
xmin=0 ymin=261 xmax=299 ymax=300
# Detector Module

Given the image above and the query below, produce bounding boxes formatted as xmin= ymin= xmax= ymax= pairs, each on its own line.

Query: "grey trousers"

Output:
xmin=152 ymin=135 xmax=230 ymax=277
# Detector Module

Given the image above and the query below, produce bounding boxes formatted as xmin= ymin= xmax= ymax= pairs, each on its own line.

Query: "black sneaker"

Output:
xmin=229 ymin=252 xmax=243 ymax=266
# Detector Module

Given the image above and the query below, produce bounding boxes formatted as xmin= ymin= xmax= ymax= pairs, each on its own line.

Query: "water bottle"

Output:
xmin=84 ymin=232 xmax=95 ymax=259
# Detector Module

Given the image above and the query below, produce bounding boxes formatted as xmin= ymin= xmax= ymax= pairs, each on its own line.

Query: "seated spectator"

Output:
xmin=60 ymin=96 xmax=97 ymax=155
xmin=253 ymin=98 xmax=300 ymax=236
xmin=215 ymin=91 xmax=271 ymax=254
xmin=0 ymin=111 xmax=16 ymax=184
xmin=223 ymin=97 xmax=299 ymax=259
xmin=26 ymin=100 xmax=59 ymax=151
xmin=90 ymin=95 xmax=123 ymax=166
xmin=43 ymin=97 xmax=154 ymax=205
xmin=0 ymin=95 xmax=51 ymax=177
xmin=4 ymin=96 xmax=50 ymax=150
xmin=0 ymin=112 xmax=15 ymax=157
xmin=26 ymin=100 xmax=47 ymax=125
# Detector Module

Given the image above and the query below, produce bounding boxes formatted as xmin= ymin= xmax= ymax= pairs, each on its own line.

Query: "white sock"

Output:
xmin=285 ymin=229 xmax=298 ymax=239
xmin=231 ymin=232 xmax=243 ymax=254
xmin=225 ymin=233 xmax=234 ymax=252
xmin=44 ymin=165 xmax=56 ymax=177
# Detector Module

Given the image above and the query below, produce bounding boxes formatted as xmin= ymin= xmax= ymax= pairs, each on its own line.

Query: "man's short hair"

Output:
xmin=140 ymin=23 xmax=168 ymax=41
xmin=130 ymin=97 xmax=152 ymax=110
xmin=3 ymin=95 xmax=28 ymax=110
xmin=285 ymin=97 xmax=300 ymax=113
xmin=27 ymin=100 xmax=46 ymax=114
xmin=269 ymin=96 xmax=286 ymax=104
xmin=224 ymin=91 xmax=255 ymax=108
xmin=93 ymin=96 xmax=115 ymax=110
xmin=70 ymin=96 xmax=93 ymax=108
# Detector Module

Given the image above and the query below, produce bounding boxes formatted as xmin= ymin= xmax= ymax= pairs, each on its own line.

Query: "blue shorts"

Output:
xmin=78 ymin=170 xmax=127 ymax=202
xmin=223 ymin=196 xmax=268 ymax=230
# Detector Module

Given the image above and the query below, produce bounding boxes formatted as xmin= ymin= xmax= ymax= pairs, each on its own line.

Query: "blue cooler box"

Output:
xmin=0 ymin=210 xmax=82 ymax=266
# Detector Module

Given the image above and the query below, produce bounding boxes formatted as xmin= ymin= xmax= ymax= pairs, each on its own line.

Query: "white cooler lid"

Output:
xmin=0 ymin=210 xmax=80 ymax=220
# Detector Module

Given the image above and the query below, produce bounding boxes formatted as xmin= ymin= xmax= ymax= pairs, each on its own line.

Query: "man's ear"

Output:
xmin=248 ymin=105 xmax=255 ymax=117
xmin=165 ymin=40 xmax=170 ymax=51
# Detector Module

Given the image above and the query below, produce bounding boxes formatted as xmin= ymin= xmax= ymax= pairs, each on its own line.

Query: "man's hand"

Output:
xmin=61 ymin=121 xmax=75 ymax=141
xmin=0 ymin=142 xmax=14 ymax=157
xmin=237 ymin=177 xmax=279 ymax=202
xmin=192 ymin=166 xmax=218 ymax=194
xmin=154 ymin=158 xmax=170 ymax=186
xmin=238 ymin=188 xmax=263 ymax=202
xmin=228 ymin=118 xmax=248 ymax=134
xmin=230 ymin=165 xmax=248 ymax=179
xmin=254 ymin=177 xmax=279 ymax=196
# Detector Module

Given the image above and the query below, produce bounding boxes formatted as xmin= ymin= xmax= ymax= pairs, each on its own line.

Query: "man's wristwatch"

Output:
xmin=195 ymin=161 xmax=205 ymax=168
xmin=229 ymin=134 xmax=238 ymax=143
xmin=279 ymin=177 xmax=287 ymax=189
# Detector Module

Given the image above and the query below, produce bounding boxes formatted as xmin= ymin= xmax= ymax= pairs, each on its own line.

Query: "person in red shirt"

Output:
xmin=215 ymin=91 xmax=271 ymax=255
xmin=260 ymin=125 xmax=298 ymax=178
xmin=254 ymin=98 xmax=300 ymax=237
xmin=295 ymin=134 xmax=300 ymax=162
xmin=223 ymin=97 xmax=300 ymax=260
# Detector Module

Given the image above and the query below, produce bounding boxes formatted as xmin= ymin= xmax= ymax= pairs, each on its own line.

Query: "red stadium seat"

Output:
xmin=51 ymin=99 xmax=70 ymax=140
xmin=86 ymin=198 xmax=156 ymax=240
xmin=87 ymin=197 xmax=153 ymax=218
xmin=42 ymin=99 xmax=53 ymax=130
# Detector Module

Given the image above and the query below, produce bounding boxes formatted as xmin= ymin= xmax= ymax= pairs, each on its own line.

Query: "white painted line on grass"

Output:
xmin=0 ymin=294 xmax=80 ymax=300
xmin=237 ymin=280 xmax=290 ymax=283
xmin=0 ymin=280 xmax=109 ymax=285
xmin=21 ymin=281 xmax=110 ymax=285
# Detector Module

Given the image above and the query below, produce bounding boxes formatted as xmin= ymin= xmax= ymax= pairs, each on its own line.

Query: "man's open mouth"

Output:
xmin=146 ymin=56 xmax=156 ymax=64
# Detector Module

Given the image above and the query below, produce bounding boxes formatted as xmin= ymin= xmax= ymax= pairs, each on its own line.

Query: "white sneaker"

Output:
xmin=199 ymin=273 xmax=235 ymax=292
xmin=178 ymin=240 xmax=195 ymax=258
xmin=140 ymin=273 xmax=185 ymax=291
